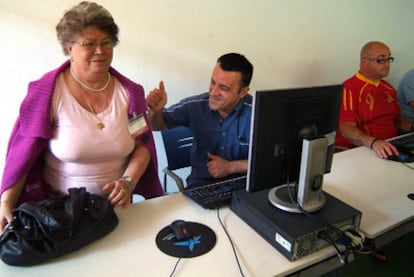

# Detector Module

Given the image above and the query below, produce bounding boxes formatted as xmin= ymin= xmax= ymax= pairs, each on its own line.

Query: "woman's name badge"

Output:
xmin=128 ymin=114 xmax=149 ymax=138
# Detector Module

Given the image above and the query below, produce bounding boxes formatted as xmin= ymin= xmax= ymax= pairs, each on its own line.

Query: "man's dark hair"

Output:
xmin=217 ymin=53 xmax=253 ymax=88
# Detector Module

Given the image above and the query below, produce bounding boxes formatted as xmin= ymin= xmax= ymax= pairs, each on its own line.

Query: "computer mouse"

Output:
xmin=407 ymin=193 xmax=414 ymax=200
xmin=169 ymin=220 xmax=193 ymax=241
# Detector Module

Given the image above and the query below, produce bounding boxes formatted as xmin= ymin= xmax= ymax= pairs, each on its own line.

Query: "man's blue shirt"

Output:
xmin=162 ymin=92 xmax=252 ymax=188
xmin=398 ymin=68 xmax=414 ymax=121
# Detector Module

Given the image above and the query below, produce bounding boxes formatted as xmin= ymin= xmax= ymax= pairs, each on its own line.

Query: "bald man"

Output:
xmin=336 ymin=41 xmax=413 ymax=159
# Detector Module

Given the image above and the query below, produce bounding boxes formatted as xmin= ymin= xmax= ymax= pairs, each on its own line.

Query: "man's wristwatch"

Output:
xmin=121 ymin=176 xmax=135 ymax=190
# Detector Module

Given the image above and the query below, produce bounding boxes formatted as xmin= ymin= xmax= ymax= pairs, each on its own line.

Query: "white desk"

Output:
xmin=324 ymin=146 xmax=414 ymax=248
xmin=0 ymin=192 xmax=344 ymax=277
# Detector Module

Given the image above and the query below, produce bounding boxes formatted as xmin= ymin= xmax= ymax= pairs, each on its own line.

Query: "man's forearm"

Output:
xmin=229 ymin=159 xmax=248 ymax=175
xmin=147 ymin=110 xmax=167 ymax=131
xmin=396 ymin=117 xmax=414 ymax=133
xmin=340 ymin=122 xmax=374 ymax=147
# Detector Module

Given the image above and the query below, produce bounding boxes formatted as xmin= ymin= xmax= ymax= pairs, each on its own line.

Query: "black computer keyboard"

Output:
xmin=183 ymin=176 xmax=247 ymax=209
xmin=388 ymin=132 xmax=414 ymax=163
xmin=386 ymin=153 xmax=414 ymax=163
xmin=389 ymin=132 xmax=414 ymax=150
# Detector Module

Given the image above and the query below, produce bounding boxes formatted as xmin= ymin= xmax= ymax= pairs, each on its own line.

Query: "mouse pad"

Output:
xmin=156 ymin=221 xmax=216 ymax=258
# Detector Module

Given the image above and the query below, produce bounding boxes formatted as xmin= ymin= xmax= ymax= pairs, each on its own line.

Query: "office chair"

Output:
xmin=161 ymin=126 xmax=193 ymax=193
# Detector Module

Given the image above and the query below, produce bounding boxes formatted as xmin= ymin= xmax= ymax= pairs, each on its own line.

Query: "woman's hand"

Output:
xmin=0 ymin=201 xmax=14 ymax=233
xmin=103 ymin=179 xmax=133 ymax=209
xmin=0 ymin=183 xmax=25 ymax=234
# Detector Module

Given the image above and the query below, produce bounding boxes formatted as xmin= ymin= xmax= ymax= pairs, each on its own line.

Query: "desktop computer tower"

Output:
xmin=231 ymin=189 xmax=361 ymax=261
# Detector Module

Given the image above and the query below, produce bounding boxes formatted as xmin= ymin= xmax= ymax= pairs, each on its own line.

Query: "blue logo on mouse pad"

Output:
xmin=174 ymin=235 xmax=201 ymax=251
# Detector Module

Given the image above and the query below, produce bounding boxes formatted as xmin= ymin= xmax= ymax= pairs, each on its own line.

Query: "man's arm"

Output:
xmin=206 ymin=153 xmax=248 ymax=178
xmin=147 ymin=109 xmax=167 ymax=131
xmin=340 ymin=121 xmax=398 ymax=158
xmin=146 ymin=81 xmax=168 ymax=130
xmin=399 ymin=73 xmax=414 ymax=113
xmin=396 ymin=116 xmax=414 ymax=133
xmin=339 ymin=121 xmax=375 ymax=148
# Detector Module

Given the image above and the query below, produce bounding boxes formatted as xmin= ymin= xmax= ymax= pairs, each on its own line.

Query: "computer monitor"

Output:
xmin=246 ymin=85 xmax=342 ymax=213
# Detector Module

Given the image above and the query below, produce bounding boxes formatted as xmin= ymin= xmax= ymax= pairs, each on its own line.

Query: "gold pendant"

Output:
xmin=96 ymin=122 xmax=105 ymax=130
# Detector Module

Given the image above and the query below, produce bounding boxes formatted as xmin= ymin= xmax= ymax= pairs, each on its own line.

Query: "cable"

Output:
xmin=168 ymin=237 xmax=189 ymax=277
xmin=401 ymin=162 xmax=414 ymax=171
xmin=169 ymin=257 xmax=182 ymax=277
xmin=317 ymin=230 xmax=349 ymax=264
xmin=283 ymin=159 xmax=366 ymax=263
xmin=169 ymin=208 xmax=247 ymax=276
xmin=216 ymin=208 xmax=246 ymax=277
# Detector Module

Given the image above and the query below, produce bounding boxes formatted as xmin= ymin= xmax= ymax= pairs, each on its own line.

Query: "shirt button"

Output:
xmin=222 ymin=132 xmax=226 ymax=136
xmin=220 ymin=146 xmax=224 ymax=150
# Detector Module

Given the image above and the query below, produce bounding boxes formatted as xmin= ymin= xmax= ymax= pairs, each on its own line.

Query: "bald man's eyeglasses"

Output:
xmin=364 ymin=57 xmax=394 ymax=64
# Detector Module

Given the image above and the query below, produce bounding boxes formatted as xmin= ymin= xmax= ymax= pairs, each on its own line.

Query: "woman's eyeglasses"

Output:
xmin=71 ymin=39 xmax=114 ymax=51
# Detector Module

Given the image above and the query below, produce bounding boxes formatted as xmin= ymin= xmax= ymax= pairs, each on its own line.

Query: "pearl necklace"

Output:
xmin=70 ymin=68 xmax=108 ymax=130
xmin=70 ymin=67 xmax=111 ymax=92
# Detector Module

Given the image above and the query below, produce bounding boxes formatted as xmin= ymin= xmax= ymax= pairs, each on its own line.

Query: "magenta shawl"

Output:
xmin=1 ymin=60 xmax=163 ymax=204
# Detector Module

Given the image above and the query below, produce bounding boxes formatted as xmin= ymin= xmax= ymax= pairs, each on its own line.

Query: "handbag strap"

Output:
xmin=67 ymin=187 xmax=87 ymax=226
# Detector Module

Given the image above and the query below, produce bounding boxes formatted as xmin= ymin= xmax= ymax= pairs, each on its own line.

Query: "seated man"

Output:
xmin=397 ymin=68 xmax=414 ymax=122
xmin=146 ymin=53 xmax=253 ymax=188
xmin=336 ymin=41 xmax=413 ymax=158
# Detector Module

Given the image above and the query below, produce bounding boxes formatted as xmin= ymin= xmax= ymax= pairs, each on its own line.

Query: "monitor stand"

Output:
xmin=268 ymin=137 xmax=328 ymax=213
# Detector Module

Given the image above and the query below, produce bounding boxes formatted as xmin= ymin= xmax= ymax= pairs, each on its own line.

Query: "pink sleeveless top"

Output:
xmin=43 ymin=74 xmax=135 ymax=196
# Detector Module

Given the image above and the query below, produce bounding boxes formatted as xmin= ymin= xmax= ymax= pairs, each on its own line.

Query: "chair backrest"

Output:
xmin=161 ymin=126 xmax=193 ymax=170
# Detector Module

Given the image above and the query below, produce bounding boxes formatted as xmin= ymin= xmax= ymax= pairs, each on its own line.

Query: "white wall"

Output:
xmin=1 ymin=0 xmax=414 ymax=188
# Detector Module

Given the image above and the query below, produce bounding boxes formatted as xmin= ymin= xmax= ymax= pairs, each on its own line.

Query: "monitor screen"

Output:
xmin=246 ymin=85 xmax=343 ymax=212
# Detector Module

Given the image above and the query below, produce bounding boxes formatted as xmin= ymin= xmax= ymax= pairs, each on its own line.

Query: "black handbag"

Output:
xmin=0 ymin=187 xmax=118 ymax=266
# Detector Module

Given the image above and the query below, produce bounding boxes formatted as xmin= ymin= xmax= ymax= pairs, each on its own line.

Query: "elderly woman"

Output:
xmin=0 ymin=1 xmax=163 ymax=232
